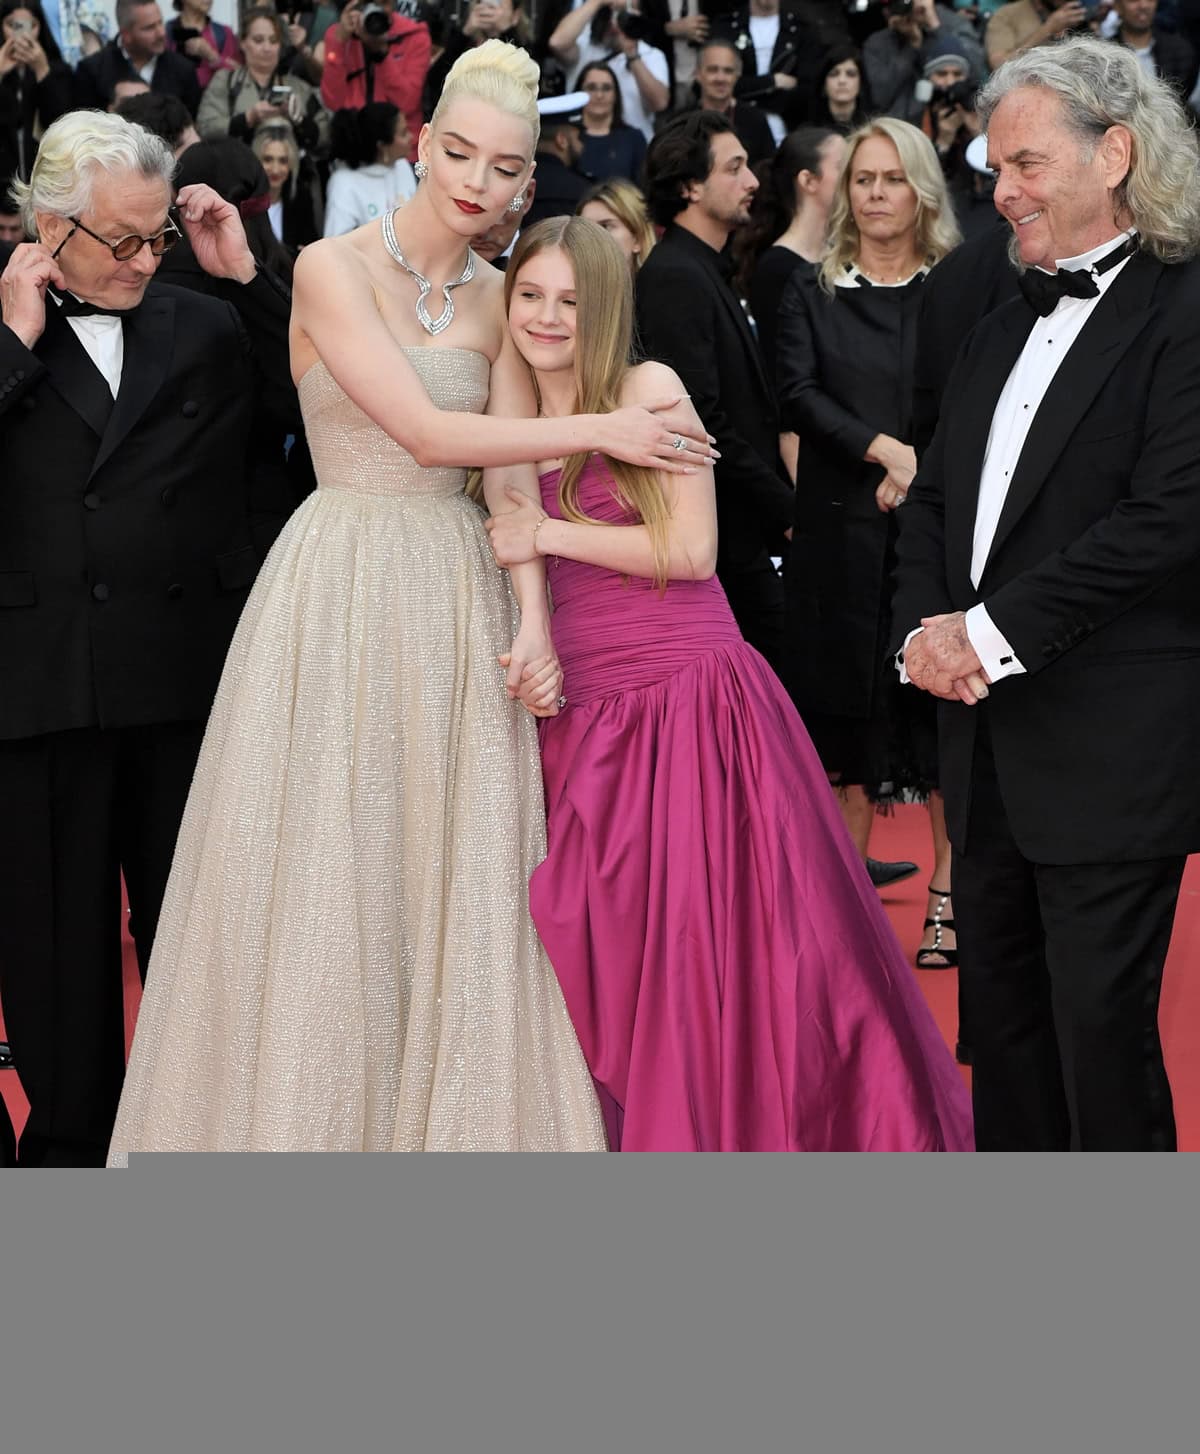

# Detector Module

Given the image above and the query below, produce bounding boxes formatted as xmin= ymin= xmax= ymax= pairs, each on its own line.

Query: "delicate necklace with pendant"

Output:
xmin=381 ymin=208 xmax=475 ymax=336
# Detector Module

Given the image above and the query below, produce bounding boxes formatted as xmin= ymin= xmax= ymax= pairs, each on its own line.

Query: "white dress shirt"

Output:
xmin=900 ymin=231 xmax=1135 ymax=684
xmin=57 ymin=304 xmax=125 ymax=398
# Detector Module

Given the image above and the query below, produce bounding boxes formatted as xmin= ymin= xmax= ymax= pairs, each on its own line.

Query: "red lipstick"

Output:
xmin=454 ymin=200 xmax=484 ymax=215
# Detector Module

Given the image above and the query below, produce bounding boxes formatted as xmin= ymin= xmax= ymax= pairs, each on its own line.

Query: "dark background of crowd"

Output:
xmin=7 ymin=0 xmax=1198 ymax=268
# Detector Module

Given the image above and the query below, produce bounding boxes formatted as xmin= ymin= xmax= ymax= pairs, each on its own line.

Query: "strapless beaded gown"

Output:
xmin=108 ymin=348 xmax=606 ymax=1155
xmin=530 ymin=455 xmax=973 ymax=1152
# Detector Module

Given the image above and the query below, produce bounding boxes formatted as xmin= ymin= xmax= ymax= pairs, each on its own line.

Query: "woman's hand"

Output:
xmin=601 ymin=397 xmax=719 ymax=475
xmin=484 ymin=484 xmax=546 ymax=568
xmin=866 ymin=434 xmax=916 ymax=489
xmin=247 ymin=100 xmax=287 ymax=127
xmin=498 ymin=621 xmax=564 ymax=717
xmin=875 ymin=472 xmax=909 ymax=513
xmin=0 ymin=39 xmax=18 ymax=78
xmin=184 ymin=36 xmax=221 ymax=64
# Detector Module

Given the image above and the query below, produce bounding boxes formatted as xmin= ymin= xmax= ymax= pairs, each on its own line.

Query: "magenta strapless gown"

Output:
xmin=530 ymin=456 xmax=973 ymax=1152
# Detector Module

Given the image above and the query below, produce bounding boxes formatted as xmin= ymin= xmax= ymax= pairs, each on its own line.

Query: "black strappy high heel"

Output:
xmin=915 ymin=885 xmax=957 ymax=970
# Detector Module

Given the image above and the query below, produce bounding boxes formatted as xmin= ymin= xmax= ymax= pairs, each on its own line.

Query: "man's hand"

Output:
xmin=177 ymin=183 xmax=256 ymax=284
xmin=904 ymin=612 xmax=991 ymax=703
xmin=0 ymin=241 xmax=65 ymax=350
xmin=1043 ymin=1 xmax=1086 ymax=35
xmin=669 ymin=13 xmax=709 ymax=41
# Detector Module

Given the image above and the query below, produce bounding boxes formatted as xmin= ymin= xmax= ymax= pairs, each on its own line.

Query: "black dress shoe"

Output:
xmin=0 ymin=1040 xmax=13 ymax=1070
xmin=866 ymin=857 xmax=919 ymax=889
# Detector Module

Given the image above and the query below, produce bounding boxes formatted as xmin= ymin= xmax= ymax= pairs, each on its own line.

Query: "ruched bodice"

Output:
xmin=540 ymin=455 xmax=741 ymax=704
xmin=299 ymin=347 xmax=490 ymax=499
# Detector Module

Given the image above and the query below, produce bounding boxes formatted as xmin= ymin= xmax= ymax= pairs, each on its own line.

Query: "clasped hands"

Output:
xmin=903 ymin=611 xmax=992 ymax=707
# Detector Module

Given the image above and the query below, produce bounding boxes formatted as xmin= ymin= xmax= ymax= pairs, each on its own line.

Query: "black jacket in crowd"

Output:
xmin=73 ymin=40 xmax=202 ymax=115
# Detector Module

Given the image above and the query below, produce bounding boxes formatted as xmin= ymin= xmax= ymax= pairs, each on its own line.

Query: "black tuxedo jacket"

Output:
xmin=711 ymin=1 xmax=850 ymax=128
xmin=74 ymin=41 xmax=201 ymax=115
xmin=635 ymin=223 xmax=793 ymax=574
xmin=893 ymin=250 xmax=1200 ymax=864
xmin=0 ymin=245 xmax=281 ymax=741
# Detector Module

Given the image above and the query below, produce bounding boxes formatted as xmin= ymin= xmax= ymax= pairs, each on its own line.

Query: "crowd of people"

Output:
xmin=3 ymin=3 xmax=1200 ymax=1161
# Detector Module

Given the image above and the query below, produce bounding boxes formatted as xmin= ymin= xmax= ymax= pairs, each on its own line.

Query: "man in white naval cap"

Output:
xmin=524 ymin=91 xmax=592 ymax=228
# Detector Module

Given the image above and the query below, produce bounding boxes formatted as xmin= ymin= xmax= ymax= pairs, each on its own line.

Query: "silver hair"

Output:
xmin=978 ymin=36 xmax=1200 ymax=263
xmin=10 ymin=110 xmax=176 ymax=239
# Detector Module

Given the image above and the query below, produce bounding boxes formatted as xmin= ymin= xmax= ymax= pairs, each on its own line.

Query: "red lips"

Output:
xmin=454 ymin=199 xmax=485 ymax=215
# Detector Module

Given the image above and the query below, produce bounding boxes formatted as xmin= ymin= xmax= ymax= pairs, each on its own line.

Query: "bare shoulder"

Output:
xmin=619 ymin=359 xmax=686 ymax=405
xmin=293 ymin=234 xmax=370 ymax=295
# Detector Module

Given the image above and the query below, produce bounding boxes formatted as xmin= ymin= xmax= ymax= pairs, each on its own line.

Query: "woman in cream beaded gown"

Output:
xmin=107 ymin=41 xmax=712 ymax=1156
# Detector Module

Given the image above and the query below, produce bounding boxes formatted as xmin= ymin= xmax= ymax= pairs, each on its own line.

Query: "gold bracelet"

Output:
xmin=531 ymin=512 xmax=550 ymax=556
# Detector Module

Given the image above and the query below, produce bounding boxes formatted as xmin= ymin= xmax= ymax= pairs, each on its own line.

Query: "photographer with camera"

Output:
xmin=985 ymin=0 xmax=1094 ymax=70
xmin=548 ymin=0 xmax=672 ymax=140
xmin=198 ymin=7 xmax=330 ymax=156
xmin=864 ymin=0 xmax=982 ymax=124
xmin=0 ymin=0 xmax=73 ymax=186
xmin=424 ymin=0 xmax=532 ymax=115
xmin=320 ymin=0 xmax=430 ymax=160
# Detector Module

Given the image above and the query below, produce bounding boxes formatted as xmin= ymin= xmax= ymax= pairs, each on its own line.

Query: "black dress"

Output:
xmin=775 ymin=265 xmax=936 ymax=796
xmin=748 ymin=245 xmax=813 ymax=384
xmin=579 ymin=124 xmax=647 ymax=184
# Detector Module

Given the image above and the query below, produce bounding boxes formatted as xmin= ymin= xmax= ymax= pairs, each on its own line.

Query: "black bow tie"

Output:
xmin=50 ymin=289 xmax=139 ymax=320
xmin=1017 ymin=235 xmax=1138 ymax=317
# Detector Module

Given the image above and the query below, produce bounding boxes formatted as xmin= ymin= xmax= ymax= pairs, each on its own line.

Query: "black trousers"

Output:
xmin=0 ymin=722 xmax=205 ymax=1167
xmin=721 ymin=553 xmax=785 ymax=673
xmin=955 ymin=717 xmax=1182 ymax=1151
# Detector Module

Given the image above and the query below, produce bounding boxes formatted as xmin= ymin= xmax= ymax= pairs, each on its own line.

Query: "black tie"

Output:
xmin=49 ymin=289 xmax=139 ymax=320
xmin=1017 ymin=234 xmax=1138 ymax=317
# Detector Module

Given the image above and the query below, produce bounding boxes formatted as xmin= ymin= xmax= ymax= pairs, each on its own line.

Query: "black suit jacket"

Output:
xmin=0 ymin=245 xmax=283 ymax=741
xmin=1112 ymin=29 xmax=1197 ymax=97
xmin=635 ymin=223 xmax=793 ymax=574
xmin=893 ymin=250 xmax=1200 ymax=863
xmin=711 ymin=1 xmax=850 ymax=128
xmin=74 ymin=41 xmax=201 ymax=115
xmin=912 ymin=221 xmax=1021 ymax=460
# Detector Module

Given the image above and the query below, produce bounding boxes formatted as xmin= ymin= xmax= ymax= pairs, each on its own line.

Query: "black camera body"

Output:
xmin=931 ymin=79 xmax=977 ymax=111
xmin=615 ymin=10 xmax=653 ymax=42
xmin=361 ymin=3 xmax=391 ymax=37
xmin=887 ymin=0 xmax=914 ymax=16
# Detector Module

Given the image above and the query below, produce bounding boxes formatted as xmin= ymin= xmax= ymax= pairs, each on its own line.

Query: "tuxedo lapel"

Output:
xmin=38 ymin=306 xmax=115 ymax=439
xmin=981 ymin=252 xmax=1161 ymax=574
xmin=944 ymin=298 xmax=1033 ymax=597
xmin=91 ymin=293 xmax=174 ymax=480
xmin=705 ymin=254 xmax=772 ymax=399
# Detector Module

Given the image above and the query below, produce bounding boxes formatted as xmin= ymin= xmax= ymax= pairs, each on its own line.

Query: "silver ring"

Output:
xmin=671 ymin=435 xmax=685 ymax=452
xmin=556 ymin=695 xmax=568 ymax=710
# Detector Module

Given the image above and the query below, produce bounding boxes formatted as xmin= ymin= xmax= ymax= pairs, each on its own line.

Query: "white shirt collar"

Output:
xmin=1054 ymin=227 xmax=1137 ymax=275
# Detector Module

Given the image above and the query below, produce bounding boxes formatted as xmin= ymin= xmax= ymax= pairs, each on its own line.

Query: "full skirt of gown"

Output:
xmin=107 ymin=348 xmax=607 ymax=1155
xmin=530 ymin=456 xmax=973 ymax=1152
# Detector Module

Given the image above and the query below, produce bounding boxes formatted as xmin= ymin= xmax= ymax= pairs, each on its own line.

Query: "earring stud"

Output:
xmin=508 ymin=192 xmax=525 ymax=214
xmin=414 ymin=160 xmax=429 ymax=180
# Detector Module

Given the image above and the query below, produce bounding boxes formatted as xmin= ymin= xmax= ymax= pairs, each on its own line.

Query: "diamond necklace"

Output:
xmin=381 ymin=208 xmax=475 ymax=336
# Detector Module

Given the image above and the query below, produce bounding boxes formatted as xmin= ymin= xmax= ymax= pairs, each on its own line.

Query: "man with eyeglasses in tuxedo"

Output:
xmin=0 ymin=110 xmax=295 ymax=1166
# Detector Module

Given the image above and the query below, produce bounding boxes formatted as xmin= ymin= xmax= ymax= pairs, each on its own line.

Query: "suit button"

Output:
xmin=83 ymin=492 xmax=101 ymax=510
xmin=181 ymin=400 xmax=199 ymax=418
xmin=166 ymin=583 xmax=184 ymax=600
xmin=161 ymin=487 xmax=176 ymax=507
xmin=92 ymin=583 xmax=110 ymax=602
xmin=1042 ymin=644 xmax=1055 ymax=658
xmin=14 ymin=369 xmax=24 ymax=381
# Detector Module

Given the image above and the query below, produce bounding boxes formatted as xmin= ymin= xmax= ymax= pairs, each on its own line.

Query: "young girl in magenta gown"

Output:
xmin=486 ymin=217 xmax=973 ymax=1152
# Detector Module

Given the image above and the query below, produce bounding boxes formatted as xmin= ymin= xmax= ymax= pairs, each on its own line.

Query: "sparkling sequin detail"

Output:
xmin=108 ymin=347 xmax=606 ymax=1154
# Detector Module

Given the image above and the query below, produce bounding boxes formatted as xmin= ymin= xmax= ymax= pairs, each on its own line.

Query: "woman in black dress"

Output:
xmin=810 ymin=46 xmax=871 ymax=136
xmin=0 ymin=0 xmax=72 ymax=185
xmin=577 ymin=60 xmax=647 ymax=184
xmin=776 ymin=117 xmax=961 ymax=968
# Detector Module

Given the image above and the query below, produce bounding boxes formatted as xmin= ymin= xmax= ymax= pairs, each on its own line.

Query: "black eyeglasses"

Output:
xmin=52 ymin=213 xmax=182 ymax=262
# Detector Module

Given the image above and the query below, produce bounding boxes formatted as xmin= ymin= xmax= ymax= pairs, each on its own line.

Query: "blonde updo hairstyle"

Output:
xmin=429 ymin=38 xmax=540 ymax=149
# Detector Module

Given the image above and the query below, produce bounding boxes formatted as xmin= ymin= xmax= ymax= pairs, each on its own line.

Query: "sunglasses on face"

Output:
xmin=52 ymin=212 xmax=183 ymax=262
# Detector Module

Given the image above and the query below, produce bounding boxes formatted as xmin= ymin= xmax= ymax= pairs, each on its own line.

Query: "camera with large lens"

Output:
xmin=931 ymin=78 xmax=977 ymax=110
xmin=615 ymin=9 xmax=652 ymax=41
xmin=361 ymin=3 xmax=391 ymax=37
xmin=886 ymin=0 xmax=914 ymax=16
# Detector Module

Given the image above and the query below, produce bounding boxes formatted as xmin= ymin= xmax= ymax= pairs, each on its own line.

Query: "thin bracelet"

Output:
xmin=531 ymin=513 xmax=550 ymax=556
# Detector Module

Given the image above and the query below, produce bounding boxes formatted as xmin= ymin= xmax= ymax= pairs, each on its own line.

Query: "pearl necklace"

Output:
xmin=381 ymin=208 xmax=475 ymax=336
xmin=855 ymin=257 xmax=924 ymax=286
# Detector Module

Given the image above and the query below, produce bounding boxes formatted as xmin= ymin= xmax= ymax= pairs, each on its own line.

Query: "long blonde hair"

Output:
xmin=818 ymin=117 xmax=961 ymax=294
xmin=576 ymin=178 xmax=657 ymax=273
xmin=506 ymin=217 xmax=672 ymax=589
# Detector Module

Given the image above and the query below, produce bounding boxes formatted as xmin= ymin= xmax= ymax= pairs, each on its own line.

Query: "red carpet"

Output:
xmin=3 ymin=803 xmax=1197 ymax=1150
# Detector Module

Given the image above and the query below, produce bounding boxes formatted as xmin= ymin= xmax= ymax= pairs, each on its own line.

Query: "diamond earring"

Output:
xmin=508 ymin=192 xmax=525 ymax=214
xmin=414 ymin=161 xmax=429 ymax=180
